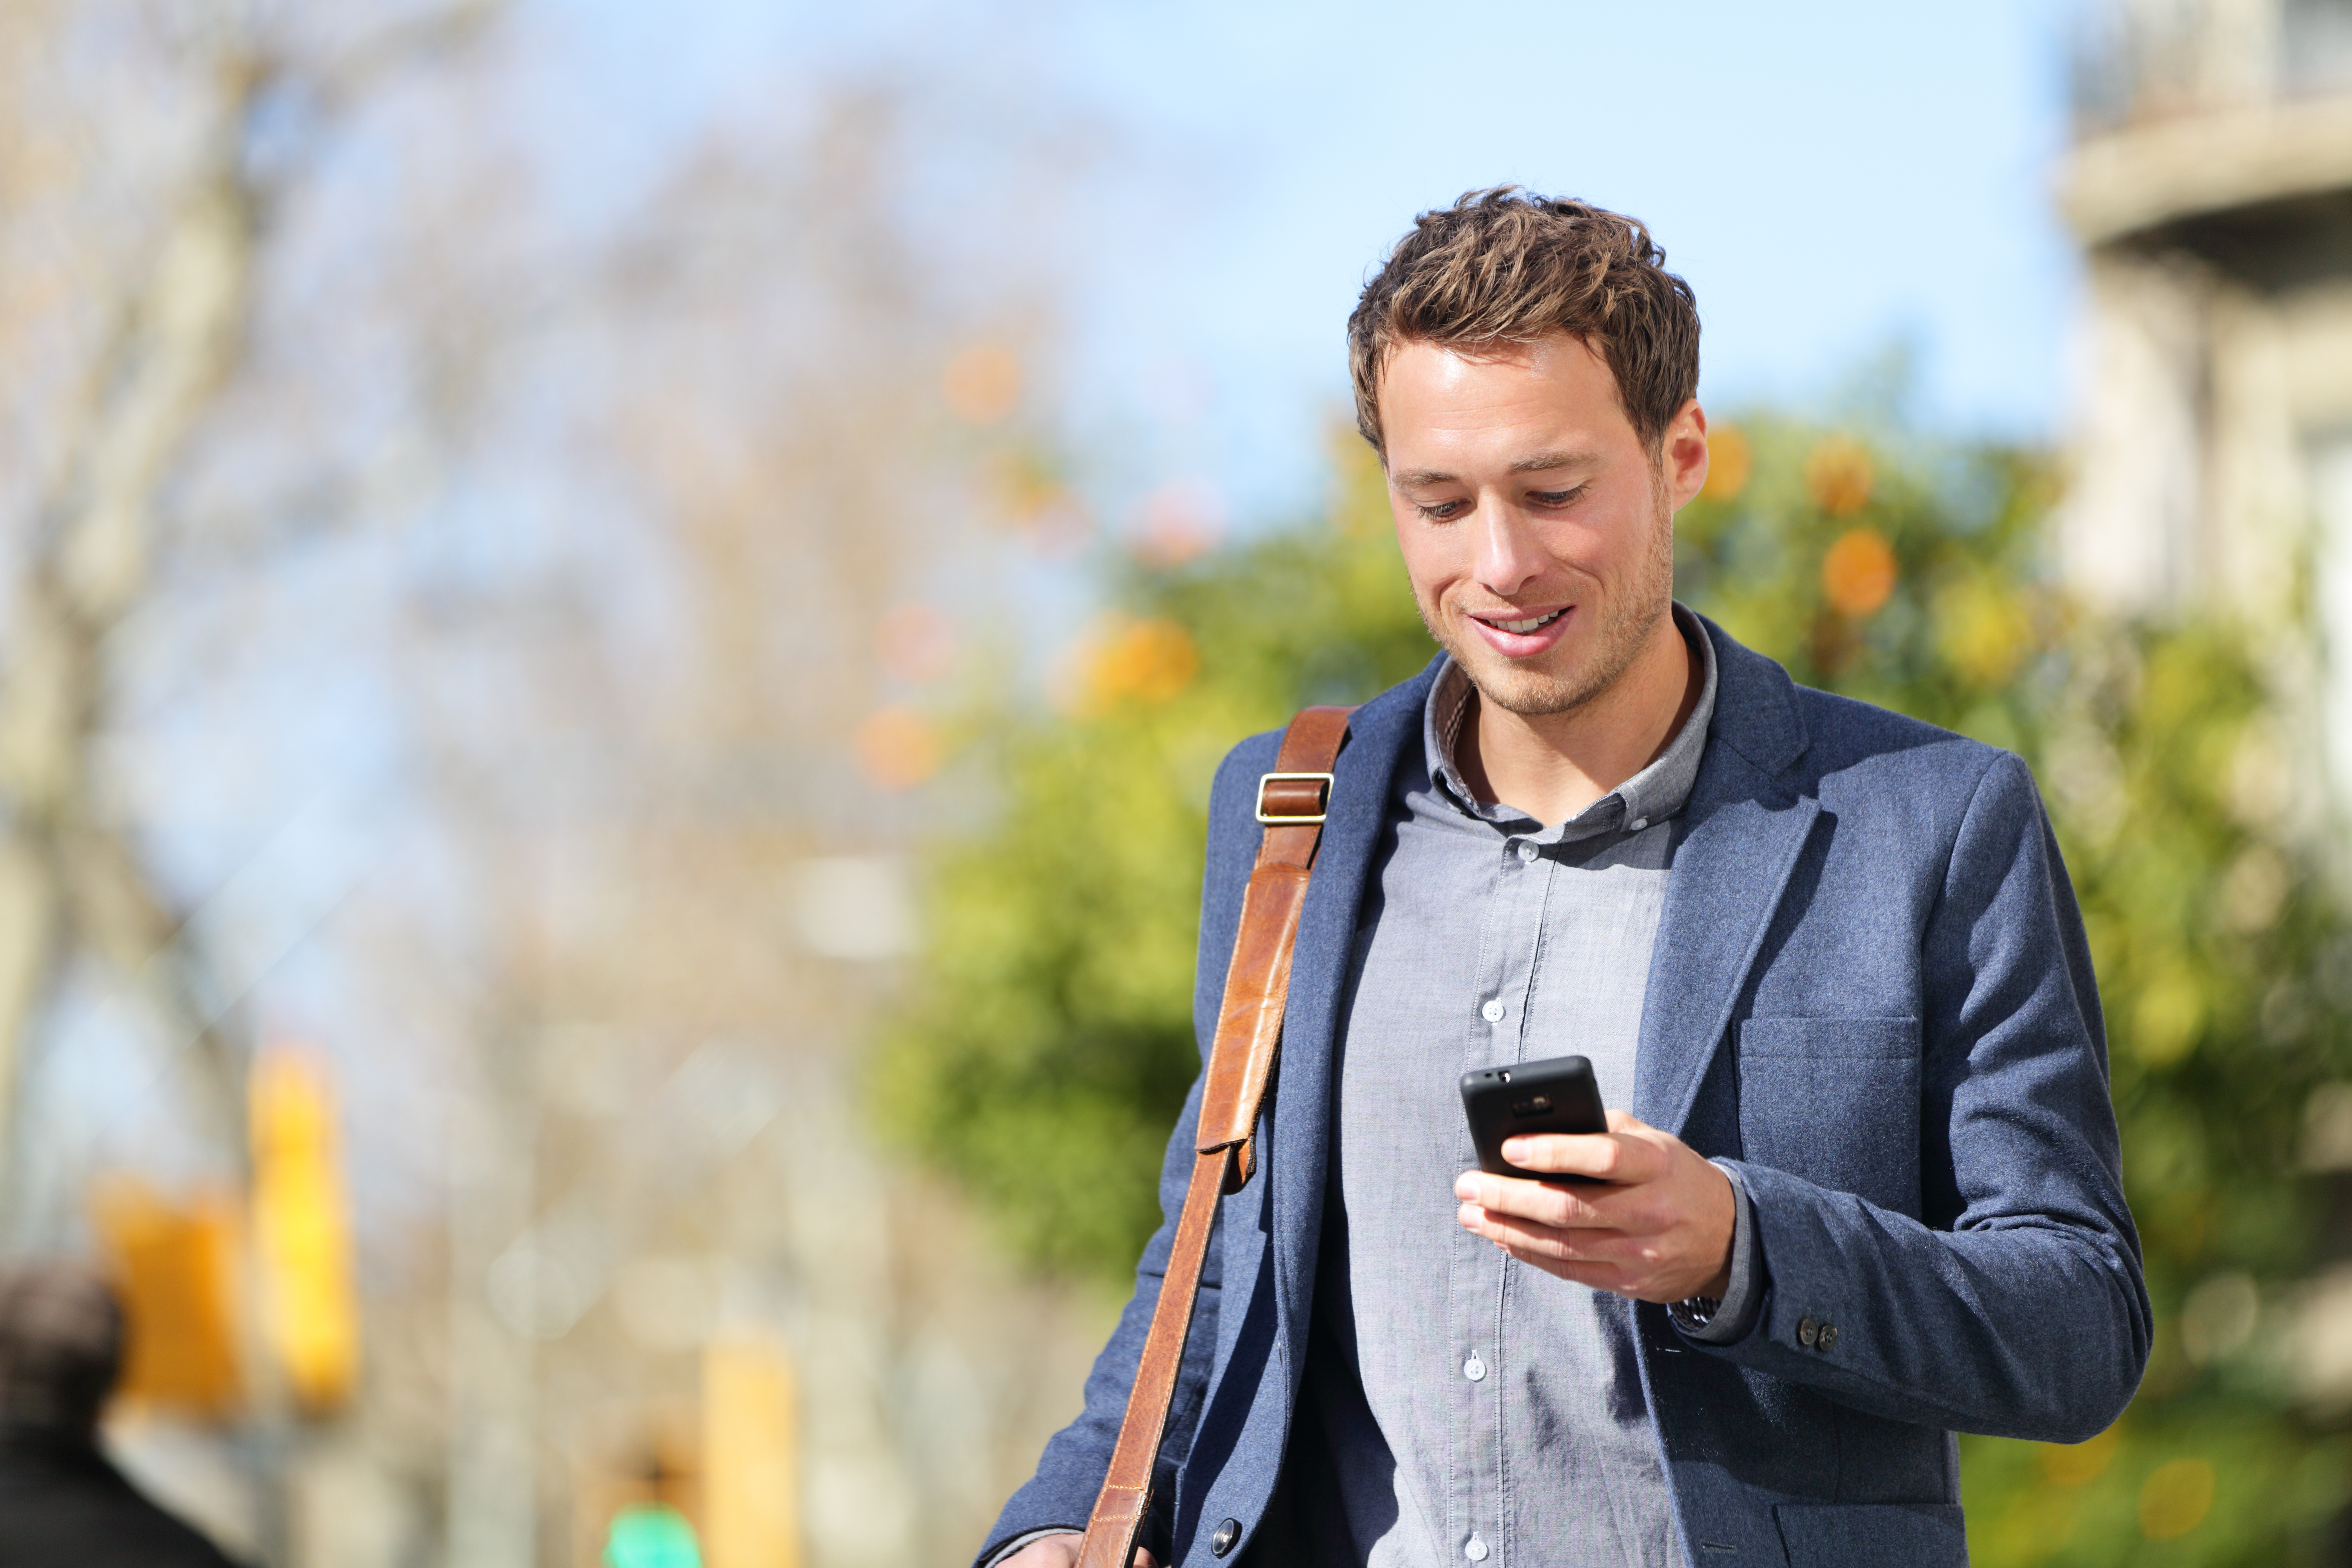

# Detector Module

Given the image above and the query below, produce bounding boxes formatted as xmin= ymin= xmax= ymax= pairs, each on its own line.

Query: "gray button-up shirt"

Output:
xmin=1285 ymin=605 xmax=1755 ymax=1568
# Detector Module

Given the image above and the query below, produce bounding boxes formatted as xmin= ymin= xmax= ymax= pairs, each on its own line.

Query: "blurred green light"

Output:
xmin=604 ymin=1503 xmax=703 ymax=1568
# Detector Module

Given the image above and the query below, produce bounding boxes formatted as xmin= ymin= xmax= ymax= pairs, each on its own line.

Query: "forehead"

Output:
xmin=1378 ymin=333 xmax=1634 ymax=466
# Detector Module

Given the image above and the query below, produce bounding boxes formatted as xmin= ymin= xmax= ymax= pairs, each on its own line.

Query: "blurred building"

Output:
xmin=2058 ymin=0 xmax=2352 ymax=804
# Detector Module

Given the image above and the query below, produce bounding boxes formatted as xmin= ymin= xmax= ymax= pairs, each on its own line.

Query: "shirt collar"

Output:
xmin=1421 ymin=601 xmax=1720 ymax=839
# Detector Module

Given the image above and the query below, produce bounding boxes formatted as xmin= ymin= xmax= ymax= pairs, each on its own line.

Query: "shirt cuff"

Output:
xmin=981 ymin=1528 xmax=1081 ymax=1567
xmin=1668 ymin=1162 xmax=1763 ymax=1345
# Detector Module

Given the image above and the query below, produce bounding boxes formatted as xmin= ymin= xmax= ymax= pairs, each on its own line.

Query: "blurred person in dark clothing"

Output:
xmin=0 ymin=1262 xmax=241 ymax=1567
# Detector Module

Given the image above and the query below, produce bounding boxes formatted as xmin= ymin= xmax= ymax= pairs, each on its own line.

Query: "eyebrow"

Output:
xmin=1390 ymin=450 xmax=1601 ymax=488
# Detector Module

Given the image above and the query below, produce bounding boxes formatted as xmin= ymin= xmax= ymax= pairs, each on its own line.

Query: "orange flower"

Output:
xmin=1091 ymin=618 xmax=1198 ymax=706
xmin=1822 ymin=528 xmax=1897 ymax=618
xmin=1061 ymin=617 xmax=1200 ymax=715
xmin=855 ymin=706 xmax=943 ymax=790
xmin=1804 ymin=436 xmax=1874 ymax=516
xmin=1701 ymin=425 xmax=1752 ymax=501
xmin=942 ymin=343 xmax=1021 ymax=424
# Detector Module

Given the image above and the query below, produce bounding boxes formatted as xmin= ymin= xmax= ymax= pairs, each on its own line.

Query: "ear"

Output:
xmin=1662 ymin=400 xmax=1709 ymax=512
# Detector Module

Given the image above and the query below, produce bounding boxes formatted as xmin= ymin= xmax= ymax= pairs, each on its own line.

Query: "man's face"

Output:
xmin=1379 ymin=332 xmax=1707 ymax=717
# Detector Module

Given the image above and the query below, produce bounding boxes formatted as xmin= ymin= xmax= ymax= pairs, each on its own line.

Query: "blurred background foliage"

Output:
xmin=875 ymin=416 xmax=2352 ymax=1563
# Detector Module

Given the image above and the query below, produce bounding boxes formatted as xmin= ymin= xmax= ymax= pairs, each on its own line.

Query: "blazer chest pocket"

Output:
xmin=1737 ymin=1017 xmax=1922 ymax=1216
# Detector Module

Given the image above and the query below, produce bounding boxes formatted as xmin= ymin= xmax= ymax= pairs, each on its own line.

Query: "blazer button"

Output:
xmin=1212 ymin=1517 xmax=1241 ymax=1557
xmin=1797 ymin=1315 xmax=1819 ymax=1348
xmin=1817 ymin=1321 xmax=1839 ymax=1353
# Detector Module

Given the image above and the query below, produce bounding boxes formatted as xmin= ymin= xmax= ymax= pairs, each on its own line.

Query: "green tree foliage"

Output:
xmin=875 ymin=420 xmax=2352 ymax=1561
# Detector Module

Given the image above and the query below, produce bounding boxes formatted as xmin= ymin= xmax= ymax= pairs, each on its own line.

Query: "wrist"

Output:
xmin=1697 ymin=1159 xmax=1735 ymax=1297
xmin=1675 ymin=1160 xmax=1763 ymax=1345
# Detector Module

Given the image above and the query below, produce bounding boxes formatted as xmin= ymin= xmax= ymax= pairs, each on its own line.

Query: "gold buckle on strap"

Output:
xmin=1255 ymin=771 xmax=1334 ymax=824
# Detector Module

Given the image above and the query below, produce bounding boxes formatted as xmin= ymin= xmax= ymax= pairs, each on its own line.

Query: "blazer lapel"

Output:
xmin=1265 ymin=660 xmax=1436 ymax=1326
xmin=1632 ymin=621 xmax=1821 ymax=1138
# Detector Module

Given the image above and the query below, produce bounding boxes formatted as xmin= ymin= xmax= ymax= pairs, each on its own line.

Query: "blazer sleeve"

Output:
xmin=972 ymin=733 xmax=1278 ymax=1566
xmin=1697 ymin=750 xmax=2152 ymax=1443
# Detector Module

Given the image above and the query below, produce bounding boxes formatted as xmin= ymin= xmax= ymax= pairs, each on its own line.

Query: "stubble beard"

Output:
xmin=1417 ymin=481 xmax=1677 ymax=719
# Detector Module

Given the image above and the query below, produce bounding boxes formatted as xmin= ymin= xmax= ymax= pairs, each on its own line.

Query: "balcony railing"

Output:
xmin=2072 ymin=0 xmax=2352 ymax=134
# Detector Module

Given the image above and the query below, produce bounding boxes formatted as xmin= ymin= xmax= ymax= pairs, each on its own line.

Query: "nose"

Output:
xmin=1473 ymin=497 xmax=1546 ymax=600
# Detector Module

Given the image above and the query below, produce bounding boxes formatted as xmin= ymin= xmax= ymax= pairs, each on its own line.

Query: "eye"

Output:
xmin=1417 ymin=499 xmax=1469 ymax=521
xmin=1528 ymin=486 xmax=1582 ymax=508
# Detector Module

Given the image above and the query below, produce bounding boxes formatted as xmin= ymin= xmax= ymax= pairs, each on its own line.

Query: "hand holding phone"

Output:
xmin=1455 ymin=1057 xmax=1738 ymax=1301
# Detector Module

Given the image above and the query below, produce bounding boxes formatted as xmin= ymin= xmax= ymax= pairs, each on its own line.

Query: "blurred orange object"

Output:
xmin=1822 ymin=527 xmax=1899 ymax=619
xmin=1804 ymin=436 xmax=1875 ymax=517
xmin=251 ymin=1047 xmax=361 ymax=1415
xmin=703 ymin=1336 xmax=799 ymax=1568
xmin=1084 ymin=617 xmax=1198 ymax=711
xmin=942 ymin=343 xmax=1021 ymax=424
xmin=90 ymin=1177 xmax=242 ymax=1419
xmin=854 ymin=706 xmax=944 ymax=790
xmin=1700 ymin=425 xmax=1752 ymax=501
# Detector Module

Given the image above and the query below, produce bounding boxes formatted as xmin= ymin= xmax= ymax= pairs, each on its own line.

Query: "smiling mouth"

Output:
xmin=1474 ymin=607 xmax=1567 ymax=635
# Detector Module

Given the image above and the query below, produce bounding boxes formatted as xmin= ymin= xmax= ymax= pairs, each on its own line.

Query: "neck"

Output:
xmin=1456 ymin=609 xmax=1700 ymax=826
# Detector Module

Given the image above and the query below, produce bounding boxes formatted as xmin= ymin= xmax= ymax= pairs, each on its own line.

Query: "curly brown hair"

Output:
xmin=1347 ymin=187 xmax=1700 ymax=458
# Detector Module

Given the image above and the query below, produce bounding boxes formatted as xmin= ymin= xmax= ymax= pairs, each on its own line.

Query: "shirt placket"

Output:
xmin=1451 ymin=827 xmax=1549 ymax=1567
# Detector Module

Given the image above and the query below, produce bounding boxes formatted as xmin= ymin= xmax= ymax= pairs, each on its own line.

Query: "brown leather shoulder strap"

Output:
xmin=1076 ymin=705 xmax=1354 ymax=1568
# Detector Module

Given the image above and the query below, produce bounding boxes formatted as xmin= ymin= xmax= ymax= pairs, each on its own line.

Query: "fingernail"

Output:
xmin=1453 ymin=1174 xmax=1477 ymax=1199
xmin=1458 ymin=1203 xmax=1483 ymax=1227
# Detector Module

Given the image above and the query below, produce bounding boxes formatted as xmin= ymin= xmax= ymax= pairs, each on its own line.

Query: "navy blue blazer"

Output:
xmin=982 ymin=616 xmax=2150 ymax=1568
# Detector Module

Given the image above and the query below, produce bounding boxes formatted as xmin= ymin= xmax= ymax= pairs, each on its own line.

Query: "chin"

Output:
xmin=1471 ymin=664 xmax=1608 ymax=717
xmin=1449 ymin=643 xmax=1606 ymax=717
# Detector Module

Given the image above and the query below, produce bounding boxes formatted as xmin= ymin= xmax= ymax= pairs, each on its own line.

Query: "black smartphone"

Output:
xmin=1459 ymin=1054 xmax=1610 ymax=1185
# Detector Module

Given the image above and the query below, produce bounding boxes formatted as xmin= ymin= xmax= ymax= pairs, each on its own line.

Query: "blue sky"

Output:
xmin=554 ymin=0 xmax=2082 ymax=526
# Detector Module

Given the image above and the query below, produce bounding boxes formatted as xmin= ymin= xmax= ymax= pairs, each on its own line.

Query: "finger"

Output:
xmin=1488 ymin=1130 xmax=1617 ymax=1178
xmin=1492 ymin=1231 xmax=1640 ymax=1292
xmin=1462 ymin=1205 xmax=1686 ymax=1296
xmin=1494 ymin=1129 xmax=1668 ymax=1185
xmin=1452 ymin=1172 xmax=1615 ymax=1229
xmin=1460 ymin=1200 xmax=1640 ymax=1263
xmin=1136 ymin=1551 xmax=1158 ymax=1568
xmin=1460 ymin=1204 xmax=1638 ymax=1283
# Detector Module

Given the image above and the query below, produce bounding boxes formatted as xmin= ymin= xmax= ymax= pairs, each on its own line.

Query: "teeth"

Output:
xmin=1488 ymin=608 xmax=1564 ymax=635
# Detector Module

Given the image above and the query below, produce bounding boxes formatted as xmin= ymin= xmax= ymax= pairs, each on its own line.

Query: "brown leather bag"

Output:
xmin=1075 ymin=705 xmax=1355 ymax=1568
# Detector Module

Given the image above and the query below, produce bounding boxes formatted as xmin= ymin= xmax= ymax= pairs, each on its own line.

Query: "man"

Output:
xmin=983 ymin=189 xmax=2147 ymax=1568
xmin=0 ymin=1261 xmax=243 ymax=1567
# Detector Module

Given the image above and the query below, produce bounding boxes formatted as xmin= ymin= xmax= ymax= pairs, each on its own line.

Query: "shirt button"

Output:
xmin=1212 ymin=1517 xmax=1241 ymax=1556
xmin=1465 ymin=1535 xmax=1490 ymax=1562
xmin=1628 ymin=816 xmax=1649 ymax=832
xmin=1462 ymin=1355 xmax=1486 ymax=1381
xmin=1797 ymin=1315 xmax=1820 ymax=1348
xmin=1515 ymin=840 xmax=1539 ymax=863
xmin=1480 ymin=998 xmax=1506 ymax=1024
xmin=1817 ymin=1321 xmax=1839 ymax=1353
